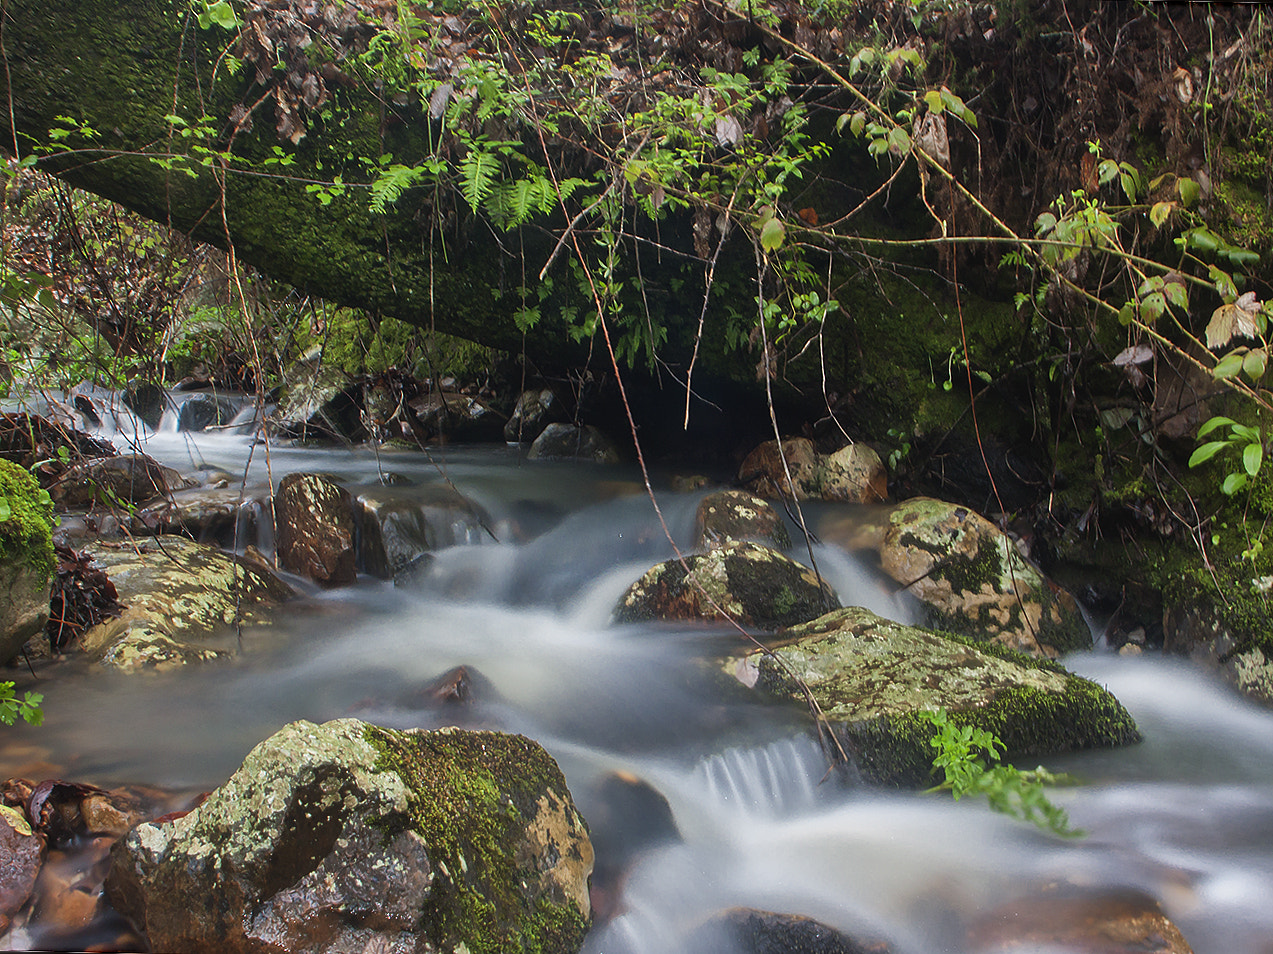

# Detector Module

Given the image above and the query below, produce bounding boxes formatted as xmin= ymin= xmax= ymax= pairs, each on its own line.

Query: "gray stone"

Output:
xmin=528 ymin=423 xmax=622 ymax=464
xmin=356 ymin=485 xmax=492 ymax=578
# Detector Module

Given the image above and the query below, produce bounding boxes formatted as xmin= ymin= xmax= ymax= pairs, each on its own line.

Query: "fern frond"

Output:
xmin=460 ymin=147 xmax=499 ymax=213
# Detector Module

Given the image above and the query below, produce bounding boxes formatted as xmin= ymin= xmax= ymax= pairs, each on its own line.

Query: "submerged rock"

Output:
xmin=878 ymin=497 xmax=1090 ymax=657
xmin=966 ymin=886 xmax=1194 ymax=954
xmin=693 ymin=489 xmax=791 ymax=550
xmin=105 ymin=719 xmax=594 ymax=954
xmin=78 ymin=536 xmax=293 ymax=672
xmin=615 ymin=541 xmax=839 ymax=630
xmin=274 ymin=472 xmax=357 ymax=586
xmin=690 ymin=907 xmax=891 ymax=954
xmin=729 ymin=607 xmax=1139 ymax=787
xmin=356 ymin=485 xmax=492 ymax=578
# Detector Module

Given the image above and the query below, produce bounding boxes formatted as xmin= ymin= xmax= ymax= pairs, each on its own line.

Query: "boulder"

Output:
xmin=528 ymin=423 xmax=622 ymax=464
xmin=0 ymin=412 xmax=116 ymax=475
xmin=0 ymin=459 xmax=56 ymax=664
xmin=729 ymin=607 xmax=1139 ymax=787
xmin=105 ymin=719 xmax=594 ymax=954
xmin=274 ymin=472 xmax=357 ymax=586
xmin=175 ymin=392 xmax=237 ymax=432
xmin=739 ymin=438 xmax=887 ymax=503
xmin=78 ymin=536 xmax=293 ymax=672
xmin=356 ymin=485 xmax=493 ymax=578
xmin=122 ymin=380 xmax=169 ymax=431
xmin=47 ymin=453 xmax=189 ymax=508
xmin=877 ymin=497 xmax=1090 ymax=657
xmin=615 ymin=541 xmax=839 ymax=630
xmin=276 ymin=363 xmax=364 ymax=443
xmin=0 ymin=805 xmax=41 ymax=935
xmin=693 ymin=490 xmax=791 ymax=550
xmin=966 ymin=886 xmax=1194 ymax=954
xmin=408 ymin=391 xmax=507 ymax=442
xmin=504 ymin=388 xmax=564 ymax=443
xmin=133 ymin=486 xmax=269 ymax=546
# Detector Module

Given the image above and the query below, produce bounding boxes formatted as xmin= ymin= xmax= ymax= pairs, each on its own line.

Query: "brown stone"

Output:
xmin=738 ymin=437 xmax=820 ymax=500
xmin=274 ymin=472 xmax=357 ymax=586
xmin=0 ymin=804 xmax=43 ymax=934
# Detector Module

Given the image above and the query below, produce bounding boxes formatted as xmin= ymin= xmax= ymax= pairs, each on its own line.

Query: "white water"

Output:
xmin=6 ymin=410 xmax=1273 ymax=953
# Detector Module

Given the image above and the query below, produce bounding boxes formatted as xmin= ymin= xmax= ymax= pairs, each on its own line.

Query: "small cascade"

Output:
xmin=690 ymin=736 xmax=828 ymax=817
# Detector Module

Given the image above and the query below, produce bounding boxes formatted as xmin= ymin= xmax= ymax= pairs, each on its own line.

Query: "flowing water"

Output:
xmin=6 ymin=399 xmax=1273 ymax=954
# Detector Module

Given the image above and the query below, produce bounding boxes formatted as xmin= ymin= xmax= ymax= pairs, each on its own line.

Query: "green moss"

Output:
xmin=364 ymin=726 xmax=590 ymax=954
xmin=0 ymin=458 xmax=56 ymax=583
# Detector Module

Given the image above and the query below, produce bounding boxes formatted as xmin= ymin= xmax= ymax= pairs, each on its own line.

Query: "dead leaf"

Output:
xmin=1206 ymin=301 xmax=1260 ymax=349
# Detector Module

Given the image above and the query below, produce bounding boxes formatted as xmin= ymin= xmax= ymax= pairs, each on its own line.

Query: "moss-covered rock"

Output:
xmin=738 ymin=438 xmax=888 ymax=504
xmin=878 ymin=497 xmax=1091 ymax=657
xmin=78 ymin=535 xmax=293 ymax=672
xmin=106 ymin=719 xmax=593 ymax=954
xmin=728 ymin=607 xmax=1139 ymax=788
xmin=615 ymin=541 xmax=840 ymax=630
xmin=0 ymin=458 xmax=56 ymax=664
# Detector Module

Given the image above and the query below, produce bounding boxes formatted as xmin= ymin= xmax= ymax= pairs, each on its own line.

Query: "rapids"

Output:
xmin=5 ymin=402 xmax=1273 ymax=954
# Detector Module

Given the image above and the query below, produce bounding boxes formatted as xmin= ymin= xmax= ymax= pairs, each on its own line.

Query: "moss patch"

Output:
xmin=0 ymin=458 xmax=55 ymax=583
xmin=365 ymin=726 xmax=591 ymax=954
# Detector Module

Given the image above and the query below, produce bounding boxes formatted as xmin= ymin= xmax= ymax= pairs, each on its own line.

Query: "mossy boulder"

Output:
xmin=78 ymin=536 xmax=293 ymax=672
xmin=877 ymin=497 xmax=1091 ymax=657
xmin=693 ymin=490 xmax=791 ymax=551
xmin=614 ymin=541 xmax=839 ymax=630
xmin=728 ymin=607 xmax=1139 ymax=787
xmin=0 ymin=458 xmax=56 ymax=664
xmin=105 ymin=719 xmax=593 ymax=954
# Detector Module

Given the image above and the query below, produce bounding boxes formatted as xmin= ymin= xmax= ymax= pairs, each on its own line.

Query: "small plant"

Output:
xmin=0 ymin=681 xmax=42 ymax=726
xmin=919 ymin=708 xmax=1082 ymax=837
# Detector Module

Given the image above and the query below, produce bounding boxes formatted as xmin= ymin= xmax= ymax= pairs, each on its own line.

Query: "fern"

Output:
xmin=460 ymin=147 xmax=499 ymax=213
xmin=369 ymin=163 xmax=428 ymax=214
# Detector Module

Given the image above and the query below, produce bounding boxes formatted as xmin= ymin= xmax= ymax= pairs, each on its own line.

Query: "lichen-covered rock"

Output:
xmin=878 ymin=497 xmax=1090 ymax=657
xmin=78 ymin=536 xmax=293 ymax=672
xmin=693 ymin=490 xmax=791 ymax=550
xmin=504 ymin=388 xmax=564 ymax=443
xmin=408 ymin=390 xmax=507 ymax=443
xmin=966 ymin=886 xmax=1194 ymax=954
xmin=0 ymin=458 xmax=55 ymax=664
xmin=1164 ymin=599 xmax=1273 ymax=706
xmin=274 ymin=472 xmax=357 ymax=586
xmin=48 ymin=453 xmax=190 ymax=509
xmin=528 ymin=423 xmax=622 ymax=464
xmin=739 ymin=438 xmax=887 ymax=503
xmin=615 ymin=541 xmax=839 ymax=630
xmin=356 ymin=485 xmax=492 ymax=578
xmin=105 ymin=719 xmax=594 ymax=954
xmin=729 ymin=607 xmax=1139 ymax=787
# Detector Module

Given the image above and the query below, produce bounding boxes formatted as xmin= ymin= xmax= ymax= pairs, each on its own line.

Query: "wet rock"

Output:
xmin=133 ymin=486 xmax=269 ymax=546
xmin=356 ymin=485 xmax=492 ymax=578
xmin=122 ymin=380 xmax=169 ymax=431
xmin=274 ymin=472 xmax=357 ymax=586
xmin=78 ymin=536 xmax=293 ymax=672
xmin=31 ymin=838 xmax=111 ymax=935
xmin=176 ymin=392 xmax=237 ymax=432
xmin=615 ymin=541 xmax=839 ymax=630
xmin=276 ymin=364 xmax=364 ymax=443
xmin=528 ymin=423 xmax=622 ymax=463
xmin=728 ymin=606 xmax=1140 ymax=787
xmin=409 ymin=390 xmax=507 ymax=442
xmin=504 ymin=388 xmax=564 ymax=443
xmin=0 ymin=458 xmax=55 ymax=664
xmin=0 ymin=805 xmax=42 ymax=935
xmin=739 ymin=438 xmax=887 ymax=503
xmin=967 ymin=886 xmax=1194 ymax=953
xmin=694 ymin=490 xmax=791 ymax=550
xmin=1163 ymin=600 xmax=1273 ymax=707
xmin=691 ymin=907 xmax=891 ymax=954
xmin=583 ymin=772 xmax=681 ymax=923
xmin=877 ymin=497 xmax=1090 ymax=657
xmin=48 ymin=453 xmax=190 ymax=508
xmin=0 ymin=412 xmax=116 ymax=476
xmin=106 ymin=718 xmax=594 ymax=954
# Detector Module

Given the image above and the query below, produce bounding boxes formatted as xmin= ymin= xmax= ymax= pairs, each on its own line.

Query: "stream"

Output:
xmin=5 ymin=401 xmax=1273 ymax=954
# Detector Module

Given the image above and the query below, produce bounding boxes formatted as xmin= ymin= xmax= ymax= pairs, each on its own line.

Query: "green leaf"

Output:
xmin=1117 ymin=302 xmax=1136 ymax=326
xmin=1098 ymin=159 xmax=1119 ymax=186
xmin=1198 ymin=415 xmax=1236 ymax=437
xmin=1244 ymin=441 xmax=1264 ymax=477
xmin=1244 ymin=349 xmax=1268 ymax=381
xmin=760 ymin=217 xmax=785 ymax=253
xmin=887 ymin=126 xmax=911 ymax=155
xmin=1119 ymin=170 xmax=1139 ymax=202
xmin=1035 ymin=212 xmax=1057 ymax=236
xmin=1223 ymin=472 xmax=1250 ymax=495
xmin=1163 ymin=276 xmax=1189 ymax=310
xmin=924 ymin=90 xmax=944 ymax=115
xmin=1189 ymin=441 xmax=1231 ymax=468
xmin=1150 ymin=201 xmax=1174 ymax=228
xmin=1214 ymin=351 xmax=1245 ymax=379
xmin=1177 ymin=176 xmax=1201 ymax=208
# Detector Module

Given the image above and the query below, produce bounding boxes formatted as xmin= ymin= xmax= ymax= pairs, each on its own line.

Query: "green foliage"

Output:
xmin=919 ymin=708 xmax=1082 ymax=838
xmin=0 ymin=681 xmax=43 ymax=727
